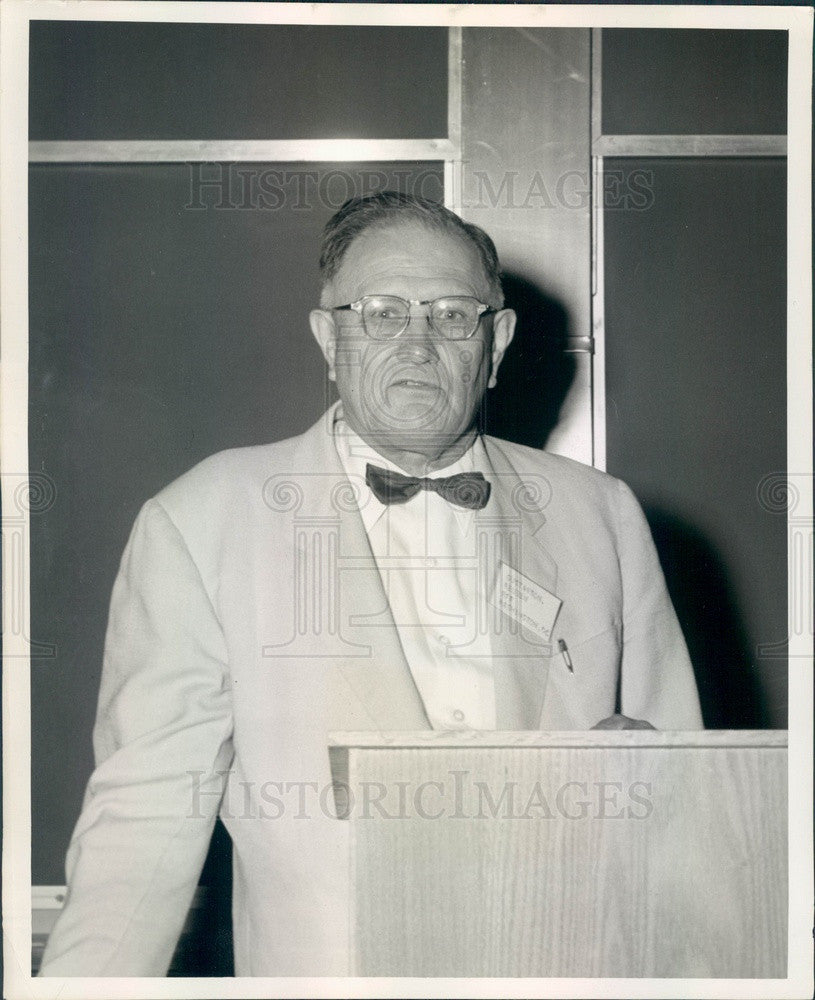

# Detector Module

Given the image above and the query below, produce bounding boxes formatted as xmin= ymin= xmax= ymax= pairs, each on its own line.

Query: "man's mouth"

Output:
xmin=389 ymin=377 xmax=438 ymax=389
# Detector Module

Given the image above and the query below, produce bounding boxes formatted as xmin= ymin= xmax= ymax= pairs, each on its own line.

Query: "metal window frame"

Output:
xmin=444 ymin=26 xmax=463 ymax=212
xmin=591 ymin=28 xmax=607 ymax=471
xmin=28 ymin=24 xmax=788 ymax=476
xmin=589 ymin=27 xmax=788 ymax=472
xmin=594 ymin=134 xmax=787 ymax=157
xmin=27 ymin=137 xmax=456 ymax=163
xmin=27 ymin=26 xmax=465 ymax=211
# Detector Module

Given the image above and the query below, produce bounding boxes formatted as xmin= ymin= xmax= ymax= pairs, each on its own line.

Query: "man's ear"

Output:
xmin=309 ymin=309 xmax=338 ymax=382
xmin=487 ymin=309 xmax=517 ymax=389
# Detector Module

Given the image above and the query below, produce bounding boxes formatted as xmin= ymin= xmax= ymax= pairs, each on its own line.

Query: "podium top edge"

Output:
xmin=327 ymin=730 xmax=788 ymax=749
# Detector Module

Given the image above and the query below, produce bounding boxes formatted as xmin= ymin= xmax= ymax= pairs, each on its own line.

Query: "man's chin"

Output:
xmin=364 ymin=424 xmax=458 ymax=455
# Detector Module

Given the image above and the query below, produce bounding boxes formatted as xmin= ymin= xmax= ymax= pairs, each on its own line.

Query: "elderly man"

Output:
xmin=40 ymin=192 xmax=702 ymax=977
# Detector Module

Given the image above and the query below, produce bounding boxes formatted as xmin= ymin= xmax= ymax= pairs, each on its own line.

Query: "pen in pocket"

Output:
xmin=557 ymin=638 xmax=574 ymax=673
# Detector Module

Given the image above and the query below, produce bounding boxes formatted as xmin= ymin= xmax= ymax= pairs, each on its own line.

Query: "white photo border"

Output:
xmin=2 ymin=3 xmax=812 ymax=998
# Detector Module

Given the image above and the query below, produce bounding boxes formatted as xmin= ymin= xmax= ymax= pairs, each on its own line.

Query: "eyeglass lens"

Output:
xmin=361 ymin=296 xmax=480 ymax=340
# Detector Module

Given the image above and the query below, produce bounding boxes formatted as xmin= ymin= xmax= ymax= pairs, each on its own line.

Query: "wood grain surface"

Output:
xmin=336 ymin=733 xmax=787 ymax=977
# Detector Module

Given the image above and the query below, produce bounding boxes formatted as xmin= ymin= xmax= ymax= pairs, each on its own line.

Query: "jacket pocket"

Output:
xmin=545 ymin=624 xmax=622 ymax=729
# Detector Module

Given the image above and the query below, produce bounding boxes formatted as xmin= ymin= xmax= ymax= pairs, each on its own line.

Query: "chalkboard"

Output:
xmin=602 ymin=29 xmax=787 ymax=135
xmin=29 ymin=22 xmax=449 ymax=140
xmin=28 ymin=160 xmax=444 ymax=884
xmin=604 ymin=157 xmax=787 ymax=729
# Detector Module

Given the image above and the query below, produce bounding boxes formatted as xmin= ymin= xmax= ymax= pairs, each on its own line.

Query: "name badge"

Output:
xmin=489 ymin=561 xmax=562 ymax=641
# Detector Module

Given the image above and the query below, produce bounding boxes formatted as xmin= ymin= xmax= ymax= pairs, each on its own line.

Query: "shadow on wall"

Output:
xmin=482 ymin=272 xmax=575 ymax=450
xmin=480 ymin=271 xmax=770 ymax=729
xmin=645 ymin=508 xmax=769 ymax=729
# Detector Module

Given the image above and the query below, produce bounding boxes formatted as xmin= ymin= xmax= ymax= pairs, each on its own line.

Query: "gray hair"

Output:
xmin=318 ymin=191 xmax=504 ymax=308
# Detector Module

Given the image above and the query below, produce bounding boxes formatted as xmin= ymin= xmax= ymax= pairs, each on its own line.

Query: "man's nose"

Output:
xmin=397 ymin=309 xmax=439 ymax=359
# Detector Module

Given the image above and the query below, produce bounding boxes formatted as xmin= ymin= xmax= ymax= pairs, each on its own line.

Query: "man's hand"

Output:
xmin=591 ymin=713 xmax=656 ymax=730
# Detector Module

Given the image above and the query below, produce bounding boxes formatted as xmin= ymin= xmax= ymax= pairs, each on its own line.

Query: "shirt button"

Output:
xmin=452 ymin=709 xmax=465 ymax=723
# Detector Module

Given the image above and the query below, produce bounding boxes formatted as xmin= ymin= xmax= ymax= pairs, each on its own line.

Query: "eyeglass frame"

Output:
xmin=331 ymin=295 xmax=497 ymax=341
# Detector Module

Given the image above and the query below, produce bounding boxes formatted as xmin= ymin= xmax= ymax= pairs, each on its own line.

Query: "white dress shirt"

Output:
xmin=334 ymin=415 xmax=496 ymax=730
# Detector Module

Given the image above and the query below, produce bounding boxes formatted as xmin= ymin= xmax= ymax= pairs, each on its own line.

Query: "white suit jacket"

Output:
xmin=40 ymin=403 xmax=702 ymax=977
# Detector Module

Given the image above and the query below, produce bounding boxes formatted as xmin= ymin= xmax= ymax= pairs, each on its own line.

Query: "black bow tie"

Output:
xmin=365 ymin=463 xmax=491 ymax=511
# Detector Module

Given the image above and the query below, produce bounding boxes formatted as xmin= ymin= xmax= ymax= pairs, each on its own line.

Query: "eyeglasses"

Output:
xmin=333 ymin=295 xmax=496 ymax=341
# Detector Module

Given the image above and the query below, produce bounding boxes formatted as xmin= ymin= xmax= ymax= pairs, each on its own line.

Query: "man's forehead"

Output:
xmin=330 ymin=221 xmax=489 ymax=298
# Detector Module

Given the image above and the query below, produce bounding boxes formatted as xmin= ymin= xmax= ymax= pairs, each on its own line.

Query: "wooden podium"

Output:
xmin=329 ymin=730 xmax=787 ymax=978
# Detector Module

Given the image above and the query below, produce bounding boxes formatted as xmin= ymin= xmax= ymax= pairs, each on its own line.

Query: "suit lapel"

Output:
xmin=292 ymin=408 xmax=430 ymax=730
xmin=480 ymin=438 xmax=562 ymax=729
